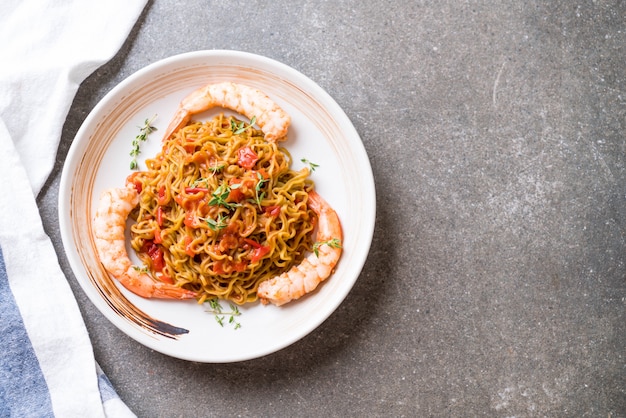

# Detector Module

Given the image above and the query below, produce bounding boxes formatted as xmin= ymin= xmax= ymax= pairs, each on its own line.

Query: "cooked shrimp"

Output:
xmin=257 ymin=190 xmax=342 ymax=306
xmin=93 ymin=184 xmax=197 ymax=299
xmin=162 ymin=81 xmax=290 ymax=143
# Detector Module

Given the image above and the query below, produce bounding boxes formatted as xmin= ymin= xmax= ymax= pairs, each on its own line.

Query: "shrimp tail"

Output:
xmin=152 ymin=285 xmax=197 ymax=299
xmin=163 ymin=108 xmax=193 ymax=144
xmin=93 ymin=184 xmax=197 ymax=300
xmin=120 ymin=270 xmax=197 ymax=299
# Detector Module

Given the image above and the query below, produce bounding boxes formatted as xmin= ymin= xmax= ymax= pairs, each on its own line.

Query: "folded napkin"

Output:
xmin=0 ymin=0 xmax=147 ymax=416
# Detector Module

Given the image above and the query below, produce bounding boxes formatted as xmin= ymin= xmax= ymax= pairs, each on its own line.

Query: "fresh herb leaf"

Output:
xmin=253 ymin=172 xmax=268 ymax=209
xmin=191 ymin=177 xmax=208 ymax=188
xmin=201 ymin=213 xmax=229 ymax=230
xmin=230 ymin=116 xmax=257 ymax=135
xmin=130 ymin=115 xmax=157 ymax=170
xmin=208 ymin=183 xmax=237 ymax=209
xmin=230 ymin=119 xmax=246 ymax=134
xmin=131 ymin=265 xmax=149 ymax=274
xmin=209 ymin=164 xmax=225 ymax=174
xmin=229 ymin=304 xmax=242 ymax=330
xmin=301 ymin=158 xmax=319 ymax=172
xmin=312 ymin=238 xmax=342 ymax=257
xmin=208 ymin=298 xmax=220 ymax=311
xmin=205 ymin=298 xmax=242 ymax=329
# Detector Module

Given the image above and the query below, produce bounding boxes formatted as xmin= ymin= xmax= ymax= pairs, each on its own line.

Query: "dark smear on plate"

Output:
xmin=90 ymin=267 xmax=189 ymax=340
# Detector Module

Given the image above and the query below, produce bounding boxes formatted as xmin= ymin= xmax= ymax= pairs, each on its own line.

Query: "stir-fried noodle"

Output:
xmin=128 ymin=114 xmax=315 ymax=304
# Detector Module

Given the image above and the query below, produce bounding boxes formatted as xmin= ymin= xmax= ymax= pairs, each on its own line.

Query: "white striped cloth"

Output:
xmin=0 ymin=1 xmax=147 ymax=416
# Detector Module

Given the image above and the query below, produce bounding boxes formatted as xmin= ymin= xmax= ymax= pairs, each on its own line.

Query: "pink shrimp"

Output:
xmin=92 ymin=184 xmax=197 ymax=299
xmin=257 ymin=190 xmax=343 ymax=306
xmin=162 ymin=82 xmax=290 ymax=143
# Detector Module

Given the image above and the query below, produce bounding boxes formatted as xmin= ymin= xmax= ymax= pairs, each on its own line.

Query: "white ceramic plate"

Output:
xmin=59 ymin=50 xmax=375 ymax=362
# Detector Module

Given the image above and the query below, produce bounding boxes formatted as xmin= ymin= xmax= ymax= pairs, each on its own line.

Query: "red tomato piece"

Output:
xmin=213 ymin=261 xmax=226 ymax=275
xmin=126 ymin=172 xmax=143 ymax=193
xmin=250 ymin=245 xmax=270 ymax=262
xmin=154 ymin=228 xmax=162 ymax=244
xmin=184 ymin=211 xmax=197 ymax=228
xmin=184 ymin=187 xmax=209 ymax=194
xmin=228 ymin=184 xmax=245 ymax=202
xmin=157 ymin=186 xmax=167 ymax=205
xmin=142 ymin=241 xmax=165 ymax=272
xmin=233 ymin=261 xmax=248 ymax=272
xmin=237 ymin=146 xmax=259 ymax=169
xmin=243 ymin=237 xmax=270 ymax=261
xmin=264 ymin=205 xmax=281 ymax=217
xmin=242 ymin=238 xmax=261 ymax=248
xmin=159 ymin=274 xmax=174 ymax=284
xmin=156 ymin=206 xmax=164 ymax=227
xmin=184 ymin=236 xmax=195 ymax=257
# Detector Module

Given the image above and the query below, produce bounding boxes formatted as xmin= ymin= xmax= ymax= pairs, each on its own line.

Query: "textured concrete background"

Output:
xmin=39 ymin=1 xmax=624 ymax=416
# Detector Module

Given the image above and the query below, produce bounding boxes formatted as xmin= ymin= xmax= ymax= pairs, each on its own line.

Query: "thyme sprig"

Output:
xmin=301 ymin=158 xmax=319 ymax=172
xmin=253 ymin=172 xmax=268 ymax=209
xmin=191 ymin=177 xmax=209 ymax=188
xmin=313 ymin=238 xmax=342 ymax=257
xmin=230 ymin=116 xmax=257 ymax=134
xmin=129 ymin=115 xmax=157 ymax=170
xmin=200 ymin=213 xmax=229 ymax=231
xmin=209 ymin=164 xmax=225 ymax=175
xmin=205 ymin=298 xmax=242 ymax=329
xmin=208 ymin=183 xmax=239 ymax=210
xmin=131 ymin=266 xmax=149 ymax=274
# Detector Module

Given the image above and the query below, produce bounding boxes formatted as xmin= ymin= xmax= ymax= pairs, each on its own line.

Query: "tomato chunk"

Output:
xmin=159 ymin=274 xmax=174 ymax=284
xmin=184 ymin=211 xmax=196 ymax=228
xmin=243 ymin=238 xmax=270 ymax=262
xmin=184 ymin=236 xmax=195 ymax=257
xmin=264 ymin=205 xmax=281 ymax=217
xmin=142 ymin=241 xmax=165 ymax=272
xmin=185 ymin=187 xmax=209 ymax=194
xmin=250 ymin=245 xmax=270 ymax=262
xmin=126 ymin=172 xmax=143 ymax=193
xmin=156 ymin=206 xmax=164 ymax=227
xmin=228 ymin=180 xmax=245 ymax=202
xmin=242 ymin=238 xmax=261 ymax=248
xmin=237 ymin=146 xmax=258 ymax=169
xmin=153 ymin=228 xmax=162 ymax=244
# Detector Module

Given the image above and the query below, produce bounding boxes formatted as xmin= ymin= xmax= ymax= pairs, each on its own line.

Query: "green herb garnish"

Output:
xmin=208 ymin=183 xmax=237 ymax=209
xmin=201 ymin=213 xmax=229 ymax=231
xmin=253 ymin=172 xmax=268 ymax=209
xmin=129 ymin=115 xmax=157 ymax=170
xmin=205 ymin=298 xmax=242 ymax=329
xmin=191 ymin=177 xmax=208 ymax=187
xmin=301 ymin=158 xmax=319 ymax=172
xmin=312 ymin=238 xmax=342 ymax=257
xmin=230 ymin=116 xmax=257 ymax=135
xmin=208 ymin=164 xmax=225 ymax=175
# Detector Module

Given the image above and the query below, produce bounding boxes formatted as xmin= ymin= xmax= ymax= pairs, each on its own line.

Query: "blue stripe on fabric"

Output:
xmin=0 ymin=247 xmax=54 ymax=418
xmin=97 ymin=369 xmax=118 ymax=403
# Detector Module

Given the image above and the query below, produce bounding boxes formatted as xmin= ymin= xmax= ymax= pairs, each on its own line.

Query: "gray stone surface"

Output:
xmin=39 ymin=1 xmax=624 ymax=416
